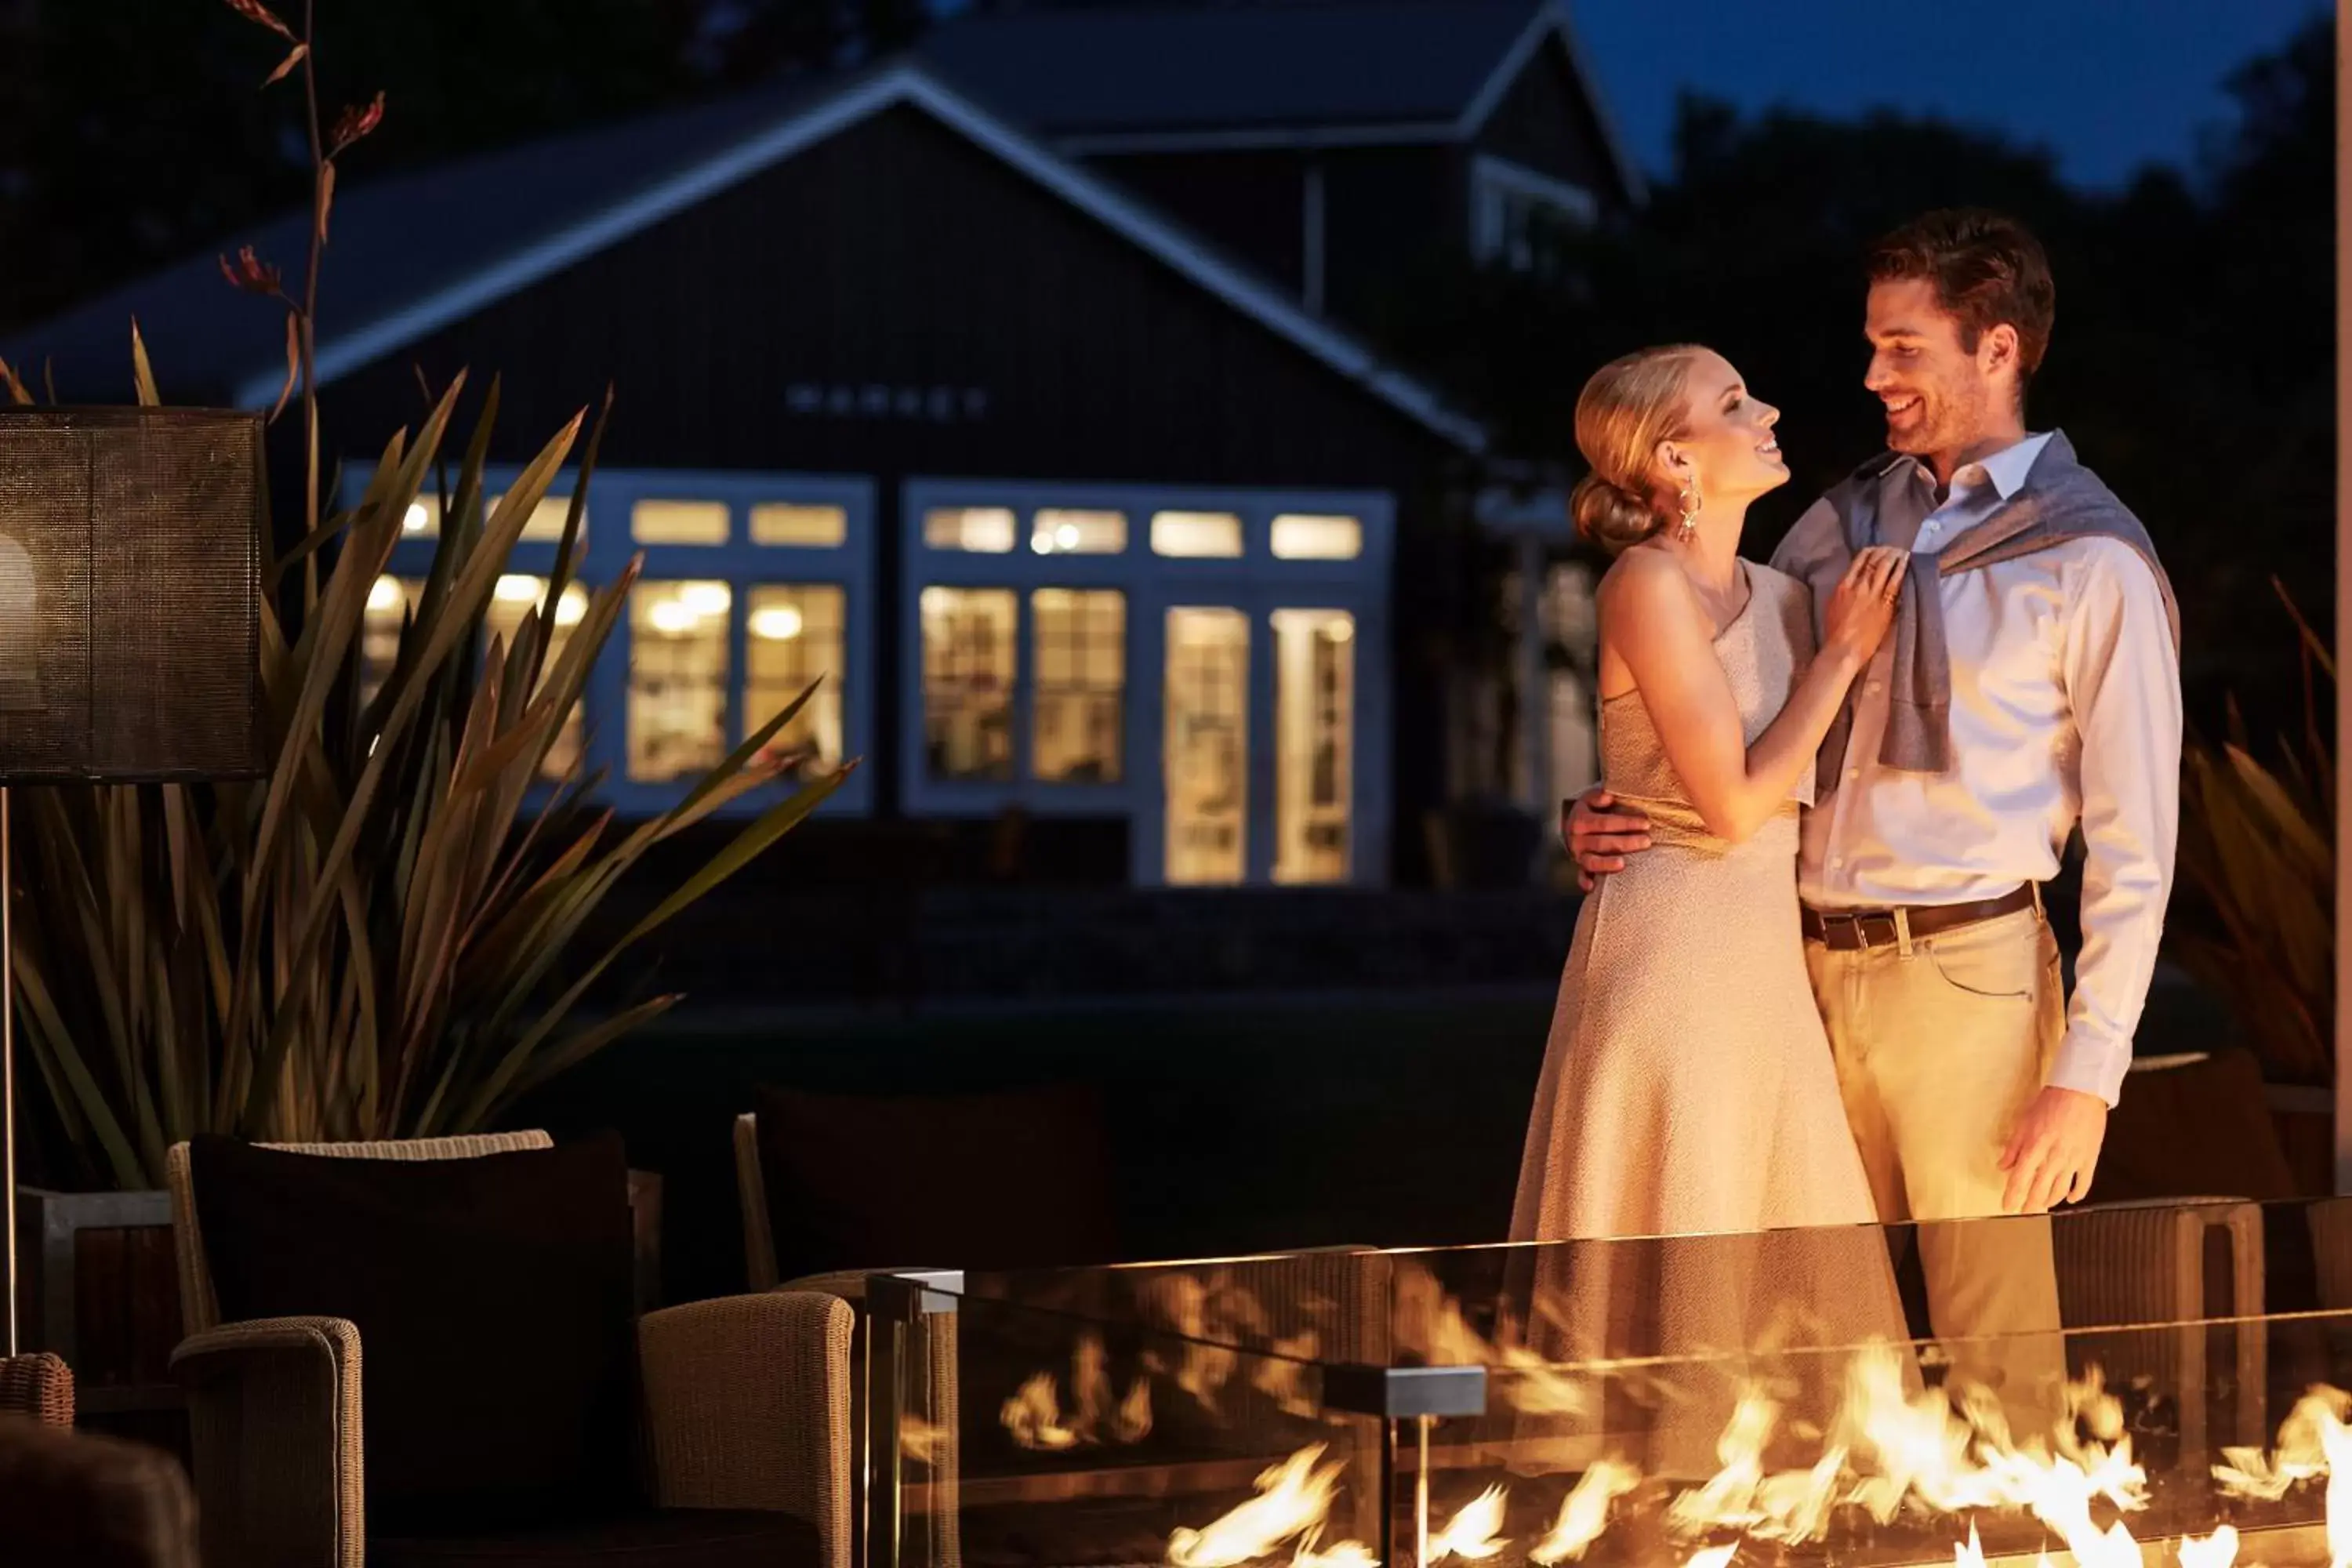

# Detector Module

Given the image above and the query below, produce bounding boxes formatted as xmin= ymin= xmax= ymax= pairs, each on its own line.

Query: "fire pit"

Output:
xmin=861 ymin=1198 xmax=2352 ymax=1568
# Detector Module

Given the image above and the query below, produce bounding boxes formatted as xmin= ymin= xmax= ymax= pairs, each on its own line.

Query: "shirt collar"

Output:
xmin=1902 ymin=430 xmax=2053 ymax=501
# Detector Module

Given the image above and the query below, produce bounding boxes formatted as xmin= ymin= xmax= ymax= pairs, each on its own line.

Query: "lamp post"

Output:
xmin=0 ymin=405 xmax=263 ymax=1355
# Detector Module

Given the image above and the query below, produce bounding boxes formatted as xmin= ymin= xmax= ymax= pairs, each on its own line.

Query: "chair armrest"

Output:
xmin=0 ymin=1417 xmax=201 ymax=1568
xmin=639 ymin=1290 xmax=854 ymax=1568
xmin=172 ymin=1316 xmax=365 ymax=1568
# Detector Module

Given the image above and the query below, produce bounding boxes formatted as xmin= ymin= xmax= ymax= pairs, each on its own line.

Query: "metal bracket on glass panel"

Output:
xmin=867 ymin=1269 xmax=964 ymax=1317
xmin=1320 ymin=1363 xmax=1488 ymax=1419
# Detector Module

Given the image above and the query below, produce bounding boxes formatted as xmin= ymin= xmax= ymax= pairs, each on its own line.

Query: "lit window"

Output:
xmin=1272 ymin=609 xmax=1354 ymax=884
xmin=751 ymin=503 xmax=848 ymax=547
xmin=361 ymin=575 xmax=423 ymax=703
xmin=1029 ymin=509 xmax=1126 ymax=556
xmin=632 ymin=499 xmax=728 ymax=545
xmin=1270 ymin=514 xmax=1362 ymax=561
xmin=628 ymin=580 xmax=731 ymax=782
xmin=1151 ymin=511 xmax=1243 ymax=558
xmin=1032 ymin=589 xmax=1124 ymax=783
xmin=1164 ymin=607 xmax=1249 ymax=884
xmin=924 ymin=506 xmax=1017 ymax=554
xmin=744 ymin=585 xmax=846 ymax=776
xmin=483 ymin=575 xmax=591 ymax=779
xmin=488 ymin=491 xmax=580 ymax=543
xmin=400 ymin=497 xmax=441 ymax=537
xmin=920 ymin=586 xmax=1017 ymax=782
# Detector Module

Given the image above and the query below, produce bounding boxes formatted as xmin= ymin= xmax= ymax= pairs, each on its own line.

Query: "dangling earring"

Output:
xmin=1675 ymin=476 xmax=1701 ymax=542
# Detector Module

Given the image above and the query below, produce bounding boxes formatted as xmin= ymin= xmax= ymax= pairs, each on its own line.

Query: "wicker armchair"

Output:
xmin=0 ymin=1350 xmax=74 ymax=1428
xmin=0 ymin=1414 xmax=201 ymax=1568
xmin=168 ymin=1133 xmax=854 ymax=1568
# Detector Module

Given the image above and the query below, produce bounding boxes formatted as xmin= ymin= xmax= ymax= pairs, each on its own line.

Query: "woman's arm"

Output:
xmin=1599 ymin=550 xmax=1902 ymax=844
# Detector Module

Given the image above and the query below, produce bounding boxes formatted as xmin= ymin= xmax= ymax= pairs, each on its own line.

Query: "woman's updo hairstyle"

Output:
xmin=1570 ymin=344 xmax=1704 ymax=555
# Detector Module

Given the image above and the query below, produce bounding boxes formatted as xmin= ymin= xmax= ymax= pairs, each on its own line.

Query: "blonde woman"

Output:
xmin=1514 ymin=345 xmax=1906 ymax=1246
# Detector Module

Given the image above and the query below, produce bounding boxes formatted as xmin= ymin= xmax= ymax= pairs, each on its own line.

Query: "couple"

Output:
xmin=1512 ymin=211 xmax=2182 ymax=1403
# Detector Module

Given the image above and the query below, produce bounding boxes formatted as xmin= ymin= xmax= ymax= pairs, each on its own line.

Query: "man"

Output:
xmin=1566 ymin=210 xmax=2181 ymax=1403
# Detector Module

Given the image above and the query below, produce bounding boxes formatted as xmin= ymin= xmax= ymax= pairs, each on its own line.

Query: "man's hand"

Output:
xmin=1563 ymin=788 xmax=1652 ymax=893
xmin=1998 ymin=1086 xmax=2109 ymax=1214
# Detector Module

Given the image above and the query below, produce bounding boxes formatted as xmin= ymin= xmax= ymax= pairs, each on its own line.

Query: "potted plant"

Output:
xmin=2165 ymin=579 xmax=2334 ymax=1192
xmin=6 ymin=0 xmax=848 ymax=1407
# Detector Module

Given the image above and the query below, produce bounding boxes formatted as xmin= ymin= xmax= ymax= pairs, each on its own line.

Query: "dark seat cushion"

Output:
xmin=369 ymin=1508 xmax=819 ymax=1566
xmin=190 ymin=1133 xmax=638 ymax=1537
xmin=2088 ymin=1049 xmax=2298 ymax=1204
xmin=755 ymin=1081 xmax=1118 ymax=1283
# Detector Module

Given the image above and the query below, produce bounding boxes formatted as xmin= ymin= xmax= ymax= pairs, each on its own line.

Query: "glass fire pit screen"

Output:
xmin=862 ymin=1199 xmax=2352 ymax=1568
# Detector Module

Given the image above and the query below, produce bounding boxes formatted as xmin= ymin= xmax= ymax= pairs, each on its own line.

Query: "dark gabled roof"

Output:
xmin=917 ymin=0 xmax=1546 ymax=136
xmin=5 ymin=64 xmax=1484 ymax=449
xmin=5 ymin=84 xmax=818 ymax=407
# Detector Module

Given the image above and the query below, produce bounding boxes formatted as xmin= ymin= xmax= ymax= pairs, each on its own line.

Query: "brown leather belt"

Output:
xmin=1800 ymin=884 xmax=2037 ymax=952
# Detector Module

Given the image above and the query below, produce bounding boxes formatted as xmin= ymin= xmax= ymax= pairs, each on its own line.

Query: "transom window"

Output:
xmin=1270 ymin=514 xmax=1363 ymax=561
xmin=1030 ymin=509 xmax=1127 ymax=557
xmin=633 ymin=499 xmax=729 ymax=545
xmin=1150 ymin=510 xmax=1243 ymax=558
xmin=925 ymin=506 xmax=1018 ymax=554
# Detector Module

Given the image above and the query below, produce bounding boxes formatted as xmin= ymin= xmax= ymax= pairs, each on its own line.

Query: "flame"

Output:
xmin=1256 ymin=1330 xmax=1323 ymax=1419
xmin=1530 ymin=1459 xmax=1640 ymax=1565
xmin=1429 ymin=1485 xmax=1510 ymax=1563
xmin=1167 ymin=1444 xmax=1348 ymax=1568
xmin=1001 ymin=1372 xmax=1078 ymax=1451
xmin=1683 ymin=1545 xmax=1737 ymax=1568
xmin=1291 ymin=1529 xmax=1379 ymax=1568
xmin=899 ymin=1414 xmax=949 ymax=1466
xmin=1116 ymin=1374 xmax=1155 ymax=1443
xmin=1394 ymin=1264 xmax=1592 ymax=1419
xmin=1955 ymin=1523 xmax=1989 ymax=1568
xmin=2322 ymin=1403 xmax=2352 ymax=1568
xmin=2179 ymin=1525 xmax=2239 ymax=1568
xmin=1003 ymin=1330 xmax=1153 ymax=1450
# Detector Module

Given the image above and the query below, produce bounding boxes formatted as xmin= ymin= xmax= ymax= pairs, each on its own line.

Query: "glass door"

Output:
xmin=1271 ymin=608 xmax=1355 ymax=884
xmin=1162 ymin=606 xmax=1250 ymax=884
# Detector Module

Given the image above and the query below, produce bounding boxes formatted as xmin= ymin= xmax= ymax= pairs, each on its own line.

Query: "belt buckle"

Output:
xmin=1820 ymin=911 xmax=1892 ymax=951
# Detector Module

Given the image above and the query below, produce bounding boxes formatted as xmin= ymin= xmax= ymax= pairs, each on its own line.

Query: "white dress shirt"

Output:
xmin=1773 ymin=432 xmax=2183 ymax=1106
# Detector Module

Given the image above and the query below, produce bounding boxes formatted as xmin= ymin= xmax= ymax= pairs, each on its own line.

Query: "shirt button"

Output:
xmin=1846 ymin=768 xmax=1860 ymax=781
xmin=1831 ymin=856 xmax=1846 ymax=869
xmin=1865 ymin=681 xmax=1882 ymax=695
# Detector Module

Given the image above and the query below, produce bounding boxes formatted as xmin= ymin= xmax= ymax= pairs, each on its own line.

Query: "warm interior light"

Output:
xmin=648 ymin=600 xmax=697 ymax=635
xmin=368 ymin=576 xmax=401 ymax=612
xmin=401 ymin=502 xmax=431 ymax=535
xmin=681 ymin=583 xmax=731 ymax=616
xmin=553 ymin=584 xmax=588 ymax=626
xmin=494 ymin=574 xmax=542 ymax=604
xmin=751 ymin=604 xmax=804 ymax=641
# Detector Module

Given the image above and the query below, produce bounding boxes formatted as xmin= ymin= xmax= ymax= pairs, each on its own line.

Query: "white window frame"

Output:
xmin=352 ymin=462 xmax=879 ymax=818
xmin=900 ymin=477 xmax=1395 ymax=887
xmin=1469 ymin=153 xmax=1598 ymax=271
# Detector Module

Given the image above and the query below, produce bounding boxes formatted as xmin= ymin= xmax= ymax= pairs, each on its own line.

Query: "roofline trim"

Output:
xmin=1050 ymin=120 xmax=1461 ymax=155
xmin=1455 ymin=0 xmax=1647 ymax=206
xmin=234 ymin=64 xmax=1485 ymax=452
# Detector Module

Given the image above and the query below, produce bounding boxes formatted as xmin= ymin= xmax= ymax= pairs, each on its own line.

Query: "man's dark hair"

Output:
xmin=1866 ymin=209 xmax=2056 ymax=387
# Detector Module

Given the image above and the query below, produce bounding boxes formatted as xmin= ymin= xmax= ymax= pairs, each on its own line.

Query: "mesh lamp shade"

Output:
xmin=0 ymin=408 xmax=263 ymax=782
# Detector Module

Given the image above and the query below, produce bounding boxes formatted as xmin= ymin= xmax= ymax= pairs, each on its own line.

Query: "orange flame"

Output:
xmin=1530 ymin=1459 xmax=1640 ymax=1565
xmin=1167 ymin=1444 xmax=1351 ymax=1568
xmin=1429 ymin=1485 xmax=1510 ymax=1563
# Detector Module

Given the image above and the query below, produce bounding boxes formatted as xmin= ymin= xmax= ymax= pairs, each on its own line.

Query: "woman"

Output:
xmin=1514 ymin=343 xmax=1904 ymax=1244
xmin=1501 ymin=350 xmax=1915 ymax=1460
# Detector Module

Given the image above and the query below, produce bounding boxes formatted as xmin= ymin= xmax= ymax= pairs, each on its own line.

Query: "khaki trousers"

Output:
xmin=1804 ymin=902 xmax=2068 ymax=1423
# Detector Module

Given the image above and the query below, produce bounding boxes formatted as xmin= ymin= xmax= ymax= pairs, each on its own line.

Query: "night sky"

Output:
xmin=1570 ymin=0 xmax=2330 ymax=191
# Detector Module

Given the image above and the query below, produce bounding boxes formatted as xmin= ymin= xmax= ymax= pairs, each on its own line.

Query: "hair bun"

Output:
xmin=1571 ymin=471 xmax=1665 ymax=554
